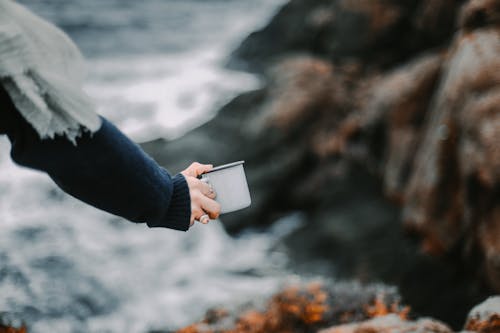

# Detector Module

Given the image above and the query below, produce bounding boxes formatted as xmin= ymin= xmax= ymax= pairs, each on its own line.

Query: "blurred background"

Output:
xmin=1 ymin=0 xmax=499 ymax=333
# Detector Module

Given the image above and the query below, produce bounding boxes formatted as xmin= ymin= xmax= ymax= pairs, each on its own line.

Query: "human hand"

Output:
xmin=181 ymin=162 xmax=221 ymax=227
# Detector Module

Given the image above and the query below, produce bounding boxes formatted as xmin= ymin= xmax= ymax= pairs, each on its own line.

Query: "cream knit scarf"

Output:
xmin=0 ymin=0 xmax=101 ymax=141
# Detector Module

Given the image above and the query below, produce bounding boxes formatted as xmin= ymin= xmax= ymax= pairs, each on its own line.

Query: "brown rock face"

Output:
xmin=265 ymin=0 xmax=500 ymax=293
xmin=402 ymin=29 xmax=500 ymax=281
xmin=231 ymin=0 xmax=463 ymax=71
xmin=465 ymin=296 xmax=500 ymax=332
xmin=263 ymin=0 xmax=500 ymax=294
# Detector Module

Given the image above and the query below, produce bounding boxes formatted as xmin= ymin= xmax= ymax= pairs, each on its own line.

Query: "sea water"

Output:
xmin=0 ymin=1 xmax=294 ymax=332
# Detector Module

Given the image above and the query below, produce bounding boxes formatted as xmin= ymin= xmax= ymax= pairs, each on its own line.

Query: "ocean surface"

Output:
xmin=0 ymin=1 xmax=296 ymax=332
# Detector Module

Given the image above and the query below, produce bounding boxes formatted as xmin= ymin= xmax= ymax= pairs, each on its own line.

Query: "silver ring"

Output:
xmin=199 ymin=214 xmax=210 ymax=224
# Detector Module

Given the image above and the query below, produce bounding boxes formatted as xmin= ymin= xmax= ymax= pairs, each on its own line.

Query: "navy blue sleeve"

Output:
xmin=0 ymin=87 xmax=191 ymax=231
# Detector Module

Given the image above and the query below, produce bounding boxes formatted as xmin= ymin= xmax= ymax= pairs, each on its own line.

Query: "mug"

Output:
xmin=200 ymin=161 xmax=251 ymax=214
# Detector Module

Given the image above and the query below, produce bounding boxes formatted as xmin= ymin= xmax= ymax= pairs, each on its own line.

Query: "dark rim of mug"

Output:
xmin=204 ymin=161 xmax=245 ymax=174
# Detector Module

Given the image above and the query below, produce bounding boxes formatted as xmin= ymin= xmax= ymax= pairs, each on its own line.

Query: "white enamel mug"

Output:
xmin=200 ymin=161 xmax=251 ymax=214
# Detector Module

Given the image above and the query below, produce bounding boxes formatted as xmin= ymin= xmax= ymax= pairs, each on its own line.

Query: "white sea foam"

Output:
xmin=86 ymin=50 xmax=260 ymax=142
xmin=81 ymin=0 xmax=287 ymax=142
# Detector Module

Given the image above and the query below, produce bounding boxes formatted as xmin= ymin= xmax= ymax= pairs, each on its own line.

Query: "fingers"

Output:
xmin=190 ymin=201 xmax=219 ymax=226
xmin=185 ymin=175 xmax=221 ymax=227
xmin=199 ymin=195 xmax=221 ymax=219
xmin=189 ymin=177 xmax=216 ymax=199
xmin=182 ymin=162 xmax=220 ymax=229
xmin=182 ymin=162 xmax=213 ymax=178
xmin=192 ymin=162 xmax=213 ymax=177
xmin=191 ymin=191 xmax=220 ymax=219
xmin=200 ymin=181 xmax=216 ymax=199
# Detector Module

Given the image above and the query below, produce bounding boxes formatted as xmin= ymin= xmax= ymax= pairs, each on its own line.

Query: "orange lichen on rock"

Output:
xmin=175 ymin=289 xmax=500 ymax=333
xmin=0 ymin=325 xmax=27 ymax=333
xmin=464 ymin=296 xmax=500 ymax=333
xmin=228 ymin=283 xmax=329 ymax=333
xmin=177 ymin=326 xmax=208 ymax=333
xmin=467 ymin=317 xmax=500 ymax=333
xmin=319 ymin=314 xmax=453 ymax=333
xmin=177 ymin=284 xmax=331 ymax=333
xmin=272 ymin=283 xmax=329 ymax=325
xmin=176 ymin=283 xmax=410 ymax=333
xmin=365 ymin=294 xmax=410 ymax=320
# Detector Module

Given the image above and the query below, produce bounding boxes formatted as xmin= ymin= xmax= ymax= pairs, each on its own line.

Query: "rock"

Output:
xmin=319 ymin=314 xmax=452 ymax=333
xmin=230 ymin=0 xmax=462 ymax=71
xmin=312 ymin=52 xmax=444 ymax=200
xmin=402 ymin=25 xmax=500 ymax=285
xmin=465 ymin=296 xmax=500 ymax=332
xmin=169 ymin=287 xmax=500 ymax=333
xmin=175 ymin=282 xmax=408 ymax=333
xmin=459 ymin=0 xmax=500 ymax=32
xmin=0 ymin=324 xmax=26 ymax=333
xmin=0 ymin=328 xmax=25 ymax=333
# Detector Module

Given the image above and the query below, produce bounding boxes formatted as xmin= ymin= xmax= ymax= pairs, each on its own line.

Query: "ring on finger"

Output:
xmin=199 ymin=214 xmax=210 ymax=224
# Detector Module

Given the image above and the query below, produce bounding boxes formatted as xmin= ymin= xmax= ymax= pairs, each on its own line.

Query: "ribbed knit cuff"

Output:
xmin=149 ymin=173 xmax=191 ymax=231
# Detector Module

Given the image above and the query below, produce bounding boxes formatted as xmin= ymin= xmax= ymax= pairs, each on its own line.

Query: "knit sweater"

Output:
xmin=0 ymin=85 xmax=191 ymax=231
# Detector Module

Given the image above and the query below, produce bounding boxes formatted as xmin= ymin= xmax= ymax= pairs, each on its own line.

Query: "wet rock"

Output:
xmin=172 ymin=291 xmax=500 ymax=333
xmin=230 ymin=0 xmax=462 ymax=71
xmin=175 ymin=282 xmax=408 ymax=333
xmin=0 ymin=318 xmax=26 ymax=333
xmin=319 ymin=314 xmax=452 ymax=333
xmin=465 ymin=296 xmax=500 ymax=332
xmin=0 ymin=326 xmax=26 ymax=333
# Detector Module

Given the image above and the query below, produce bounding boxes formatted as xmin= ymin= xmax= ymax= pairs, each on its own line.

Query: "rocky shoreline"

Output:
xmin=174 ymin=283 xmax=499 ymax=333
xmin=4 ymin=286 xmax=499 ymax=333
xmin=143 ymin=0 xmax=500 ymax=329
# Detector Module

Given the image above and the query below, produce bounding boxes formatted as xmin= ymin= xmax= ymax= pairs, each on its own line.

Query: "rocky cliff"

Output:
xmin=143 ymin=0 xmax=500 ymax=327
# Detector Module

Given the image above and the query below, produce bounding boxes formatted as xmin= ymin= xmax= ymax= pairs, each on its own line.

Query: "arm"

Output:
xmin=1 ymin=86 xmax=191 ymax=231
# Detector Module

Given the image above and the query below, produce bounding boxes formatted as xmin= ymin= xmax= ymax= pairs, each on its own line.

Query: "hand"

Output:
xmin=181 ymin=162 xmax=213 ymax=178
xmin=181 ymin=162 xmax=221 ymax=227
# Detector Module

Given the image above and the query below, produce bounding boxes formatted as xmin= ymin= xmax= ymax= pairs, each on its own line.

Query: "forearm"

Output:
xmin=1 ymin=89 xmax=190 ymax=231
